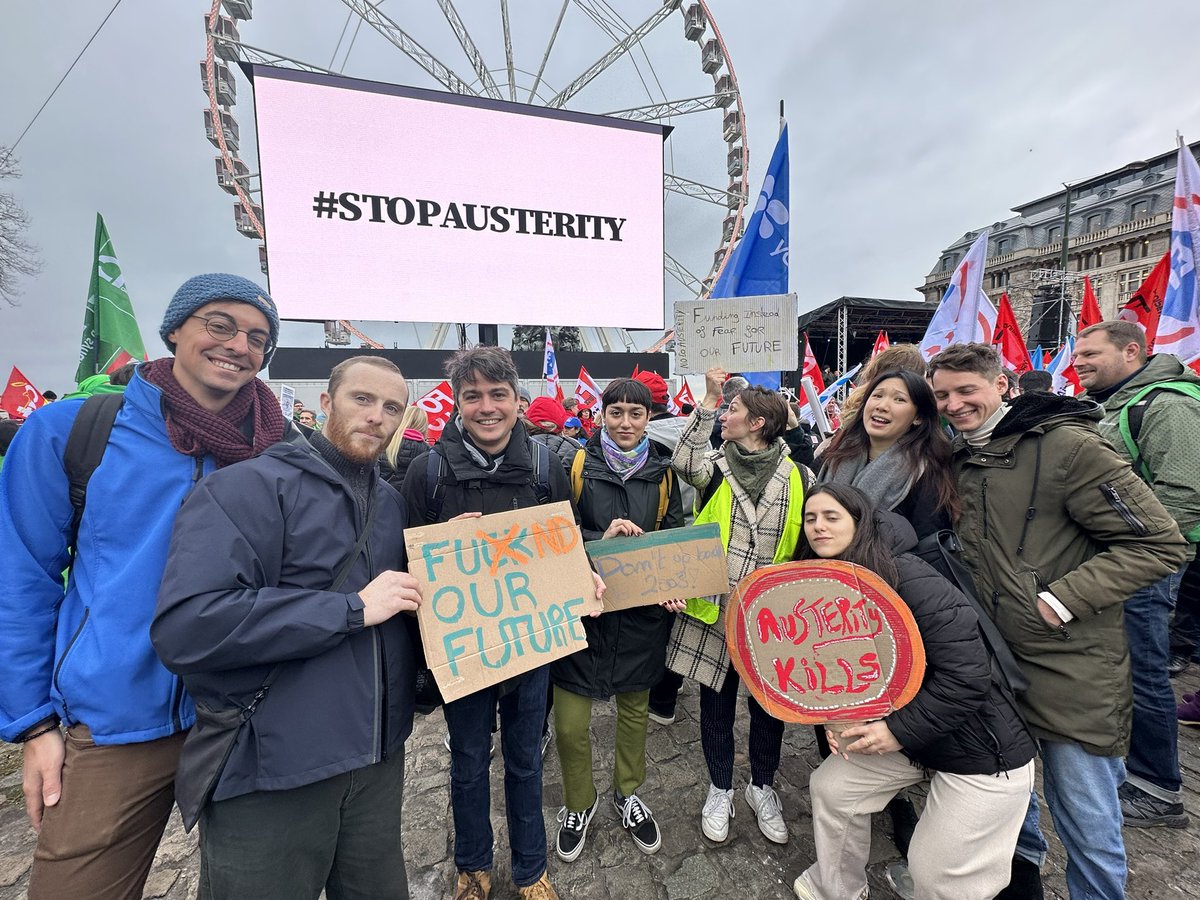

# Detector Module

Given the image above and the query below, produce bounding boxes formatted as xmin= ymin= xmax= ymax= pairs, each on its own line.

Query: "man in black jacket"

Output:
xmin=402 ymin=346 xmax=599 ymax=900
xmin=153 ymin=356 xmax=421 ymax=899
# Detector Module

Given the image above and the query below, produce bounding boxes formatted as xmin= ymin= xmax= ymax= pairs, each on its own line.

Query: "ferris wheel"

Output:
xmin=202 ymin=0 xmax=749 ymax=351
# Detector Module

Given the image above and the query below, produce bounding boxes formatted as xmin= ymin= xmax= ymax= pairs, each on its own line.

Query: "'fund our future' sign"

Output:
xmin=404 ymin=502 xmax=600 ymax=703
xmin=672 ymin=292 xmax=798 ymax=375
xmin=726 ymin=560 xmax=926 ymax=724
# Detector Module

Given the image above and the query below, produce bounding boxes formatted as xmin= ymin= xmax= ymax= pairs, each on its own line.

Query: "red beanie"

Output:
xmin=634 ymin=371 xmax=669 ymax=405
xmin=525 ymin=397 xmax=568 ymax=432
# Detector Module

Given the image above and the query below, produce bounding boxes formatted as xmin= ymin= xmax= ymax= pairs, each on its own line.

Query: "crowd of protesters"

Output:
xmin=2 ymin=275 xmax=1199 ymax=900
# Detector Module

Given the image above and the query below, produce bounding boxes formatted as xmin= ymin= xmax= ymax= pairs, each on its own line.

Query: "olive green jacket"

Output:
xmin=952 ymin=393 xmax=1187 ymax=756
xmin=1086 ymin=353 xmax=1200 ymax=546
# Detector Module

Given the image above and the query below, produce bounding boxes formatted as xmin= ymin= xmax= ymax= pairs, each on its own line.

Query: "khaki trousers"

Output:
xmin=553 ymin=685 xmax=650 ymax=811
xmin=30 ymin=724 xmax=186 ymax=900
xmin=799 ymin=749 xmax=1034 ymax=900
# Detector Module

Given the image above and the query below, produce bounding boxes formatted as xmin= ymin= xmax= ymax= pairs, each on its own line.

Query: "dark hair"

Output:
xmin=444 ymin=345 xmax=519 ymax=398
xmin=735 ymin=386 xmax=789 ymax=442
xmin=796 ymin=483 xmax=899 ymax=587
xmin=42 ymin=390 xmax=58 ymax=401
xmin=927 ymin=342 xmax=1002 ymax=380
xmin=328 ymin=354 xmax=404 ymax=396
xmin=1017 ymin=370 xmax=1053 ymax=393
xmin=821 ymin=369 xmax=960 ymax=521
xmin=601 ymin=377 xmax=652 ymax=411
xmin=109 ymin=362 xmax=137 ymax=387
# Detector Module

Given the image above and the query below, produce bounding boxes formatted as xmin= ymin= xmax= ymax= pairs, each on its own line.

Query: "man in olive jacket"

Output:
xmin=930 ymin=343 xmax=1186 ymax=900
xmin=1075 ymin=319 xmax=1200 ymax=830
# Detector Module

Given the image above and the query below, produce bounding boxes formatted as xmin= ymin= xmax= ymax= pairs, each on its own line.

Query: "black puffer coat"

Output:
xmin=877 ymin=512 xmax=1037 ymax=776
xmin=380 ymin=435 xmax=428 ymax=490
xmin=551 ymin=433 xmax=684 ymax=699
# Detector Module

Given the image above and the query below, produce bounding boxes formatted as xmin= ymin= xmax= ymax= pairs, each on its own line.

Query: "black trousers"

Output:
xmin=199 ymin=750 xmax=409 ymax=900
xmin=699 ymin=667 xmax=784 ymax=790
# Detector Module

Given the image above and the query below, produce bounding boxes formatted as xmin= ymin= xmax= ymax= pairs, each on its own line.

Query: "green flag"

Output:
xmin=76 ymin=213 xmax=147 ymax=384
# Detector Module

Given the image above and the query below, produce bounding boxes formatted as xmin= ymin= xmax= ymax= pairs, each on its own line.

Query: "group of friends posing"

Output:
xmin=0 ymin=272 xmax=1195 ymax=900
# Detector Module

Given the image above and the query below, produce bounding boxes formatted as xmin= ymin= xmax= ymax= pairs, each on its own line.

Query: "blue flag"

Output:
xmin=712 ymin=123 xmax=789 ymax=389
xmin=1031 ymin=345 xmax=1045 ymax=371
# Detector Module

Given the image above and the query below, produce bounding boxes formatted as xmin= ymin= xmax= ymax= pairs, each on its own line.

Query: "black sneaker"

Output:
xmin=614 ymin=791 xmax=662 ymax=854
xmin=647 ymin=706 xmax=676 ymax=726
xmin=1119 ymin=782 xmax=1189 ymax=828
xmin=1168 ymin=654 xmax=1191 ymax=677
xmin=555 ymin=796 xmax=599 ymax=862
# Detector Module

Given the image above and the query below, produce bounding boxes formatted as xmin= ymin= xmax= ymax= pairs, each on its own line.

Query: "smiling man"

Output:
xmin=0 ymin=274 xmax=286 ymax=899
xmin=929 ymin=342 xmax=1186 ymax=900
xmin=153 ymin=355 xmax=421 ymax=899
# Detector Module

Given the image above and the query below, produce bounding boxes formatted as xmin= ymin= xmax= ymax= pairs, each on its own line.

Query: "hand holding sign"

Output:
xmin=360 ymin=570 xmax=424 ymax=627
xmin=725 ymin=560 xmax=925 ymax=725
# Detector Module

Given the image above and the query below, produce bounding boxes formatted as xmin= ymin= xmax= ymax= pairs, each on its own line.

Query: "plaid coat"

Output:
xmin=666 ymin=406 xmax=810 ymax=690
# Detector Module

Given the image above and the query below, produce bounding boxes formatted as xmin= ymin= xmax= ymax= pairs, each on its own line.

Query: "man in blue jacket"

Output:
xmin=153 ymin=355 xmax=422 ymax=899
xmin=0 ymin=273 xmax=285 ymax=899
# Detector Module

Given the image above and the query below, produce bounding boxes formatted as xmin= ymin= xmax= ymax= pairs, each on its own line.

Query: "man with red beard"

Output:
xmin=153 ymin=355 xmax=423 ymax=899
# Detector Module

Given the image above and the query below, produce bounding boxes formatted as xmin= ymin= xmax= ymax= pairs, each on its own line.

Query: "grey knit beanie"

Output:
xmin=159 ymin=273 xmax=280 ymax=369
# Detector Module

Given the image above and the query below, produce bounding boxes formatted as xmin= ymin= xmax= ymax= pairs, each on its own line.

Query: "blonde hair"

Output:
xmin=839 ymin=344 xmax=926 ymax=424
xmin=384 ymin=406 xmax=429 ymax=467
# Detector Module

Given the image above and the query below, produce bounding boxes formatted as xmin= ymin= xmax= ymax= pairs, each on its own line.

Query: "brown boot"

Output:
xmin=517 ymin=872 xmax=559 ymax=900
xmin=453 ymin=870 xmax=492 ymax=900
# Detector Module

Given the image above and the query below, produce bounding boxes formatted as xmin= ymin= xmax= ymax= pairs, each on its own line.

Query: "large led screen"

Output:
xmin=248 ymin=66 xmax=667 ymax=328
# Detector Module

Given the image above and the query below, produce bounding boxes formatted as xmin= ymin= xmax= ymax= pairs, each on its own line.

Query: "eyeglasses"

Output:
xmin=189 ymin=314 xmax=274 ymax=355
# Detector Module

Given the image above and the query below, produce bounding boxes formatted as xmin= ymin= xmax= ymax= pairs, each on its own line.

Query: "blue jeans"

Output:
xmin=443 ymin=667 xmax=549 ymax=888
xmin=1037 ymin=739 xmax=1126 ymax=900
xmin=1124 ymin=565 xmax=1185 ymax=797
xmin=1013 ymin=791 xmax=1049 ymax=867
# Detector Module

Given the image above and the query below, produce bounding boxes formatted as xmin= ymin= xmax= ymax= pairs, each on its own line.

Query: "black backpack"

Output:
xmin=63 ymin=393 xmax=126 ymax=550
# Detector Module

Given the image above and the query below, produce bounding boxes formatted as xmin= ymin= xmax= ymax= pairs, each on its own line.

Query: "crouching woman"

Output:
xmin=792 ymin=484 xmax=1036 ymax=900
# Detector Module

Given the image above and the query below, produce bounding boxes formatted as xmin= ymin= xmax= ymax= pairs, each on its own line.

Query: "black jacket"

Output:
xmin=380 ymin=435 xmax=427 ymax=490
xmin=550 ymin=434 xmax=684 ymax=699
xmin=153 ymin=437 xmax=416 ymax=804
xmin=877 ymin=512 xmax=1037 ymax=776
xmin=530 ymin=430 xmax=583 ymax=473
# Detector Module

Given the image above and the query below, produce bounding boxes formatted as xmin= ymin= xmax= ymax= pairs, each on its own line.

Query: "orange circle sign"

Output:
xmin=725 ymin=560 xmax=926 ymax=724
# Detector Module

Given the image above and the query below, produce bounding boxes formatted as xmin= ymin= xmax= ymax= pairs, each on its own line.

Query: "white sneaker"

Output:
xmin=745 ymin=783 xmax=788 ymax=844
xmin=701 ymin=784 xmax=735 ymax=842
xmin=794 ymin=872 xmax=868 ymax=900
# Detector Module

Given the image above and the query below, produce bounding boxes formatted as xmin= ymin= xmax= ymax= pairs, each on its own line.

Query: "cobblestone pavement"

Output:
xmin=4 ymin=671 xmax=1200 ymax=899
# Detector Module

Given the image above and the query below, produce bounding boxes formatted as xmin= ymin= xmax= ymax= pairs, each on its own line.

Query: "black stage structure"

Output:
xmin=796 ymin=296 xmax=940 ymax=378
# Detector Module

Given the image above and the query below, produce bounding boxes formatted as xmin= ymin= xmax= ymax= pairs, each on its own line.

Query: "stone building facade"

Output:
xmin=920 ymin=141 xmax=1198 ymax=346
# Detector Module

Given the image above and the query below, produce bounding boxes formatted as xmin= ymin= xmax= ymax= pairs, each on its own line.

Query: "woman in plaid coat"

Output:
xmin=666 ymin=366 xmax=812 ymax=846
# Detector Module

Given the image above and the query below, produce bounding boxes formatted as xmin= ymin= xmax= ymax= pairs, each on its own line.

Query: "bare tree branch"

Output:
xmin=0 ymin=148 xmax=41 ymax=306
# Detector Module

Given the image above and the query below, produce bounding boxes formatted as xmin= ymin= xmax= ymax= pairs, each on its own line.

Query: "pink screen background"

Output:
xmin=253 ymin=73 xmax=666 ymax=328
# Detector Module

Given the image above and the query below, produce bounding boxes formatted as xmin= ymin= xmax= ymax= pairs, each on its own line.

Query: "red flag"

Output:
xmin=573 ymin=366 xmax=602 ymax=416
xmin=672 ymin=381 xmax=697 ymax=415
xmin=1078 ymin=276 xmax=1102 ymax=331
xmin=801 ymin=333 xmax=825 ymax=394
xmin=1118 ymin=252 xmax=1170 ymax=350
xmin=871 ymin=330 xmax=891 ymax=358
xmin=631 ymin=363 xmax=641 ymax=378
xmin=1 ymin=366 xmax=46 ymax=420
xmin=992 ymin=293 xmax=1033 ymax=374
xmin=413 ymin=380 xmax=455 ymax=444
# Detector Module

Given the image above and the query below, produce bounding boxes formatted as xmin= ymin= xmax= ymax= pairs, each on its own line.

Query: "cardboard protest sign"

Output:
xmin=673 ymin=293 xmax=798 ymax=375
xmin=726 ymin=560 xmax=925 ymax=724
xmin=405 ymin=501 xmax=600 ymax=703
xmin=584 ymin=523 xmax=727 ymax=612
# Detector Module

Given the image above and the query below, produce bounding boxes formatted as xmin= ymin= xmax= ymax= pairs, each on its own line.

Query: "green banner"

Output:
xmin=76 ymin=213 xmax=147 ymax=384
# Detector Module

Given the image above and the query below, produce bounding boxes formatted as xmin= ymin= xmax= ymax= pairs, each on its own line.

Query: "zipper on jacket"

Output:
xmin=192 ymin=456 xmax=204 ymax=485
xmin=981 ymin=477 xmax=989 ymax=539
xmin=170 ymin=675 xmax=185 ymax=733
xmin=1100 ymin=483 xmax=1149 ymax=536
xmin=52 ymin=607 xmax=90 ymax=722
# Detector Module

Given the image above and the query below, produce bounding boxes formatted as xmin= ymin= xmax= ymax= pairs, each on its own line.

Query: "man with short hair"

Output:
xmin=1074 ymin=320 xmax=1200 ymax=827
xmin=402 ymin=346 xmax=600 ymax=900
xmin=930 ymin=342 xmax=1187 ymax=900
xmin=0 ymin=273 xmax=285 ymax=899
xmin=1017 ymin=370 xmax=1053 ymax=394
xmin=518 ymin=384 xmax=532 ymax=415
xmin=297 ymin=408 xmax=318 ymax=429
xmin=152 ymin=355 xmax=419 ymax=898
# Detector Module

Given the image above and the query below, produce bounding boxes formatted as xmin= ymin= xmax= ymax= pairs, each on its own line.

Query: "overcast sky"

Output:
xmin=4 ymin=0 xmax=1200 ymax=392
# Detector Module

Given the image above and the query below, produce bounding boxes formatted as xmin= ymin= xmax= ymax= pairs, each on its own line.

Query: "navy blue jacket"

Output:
xmin=152 ymin=437 xmax=416 ymax=802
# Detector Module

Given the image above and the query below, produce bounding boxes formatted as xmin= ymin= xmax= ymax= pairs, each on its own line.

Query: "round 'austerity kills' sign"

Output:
xmin=726 ymin=560 xmax=925 ymax=724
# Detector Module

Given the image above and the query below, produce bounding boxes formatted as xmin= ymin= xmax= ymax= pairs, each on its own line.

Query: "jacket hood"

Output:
xmin=1090 ymin=353 xmax=1200 ymax=412
xmin=992 ymin=392 xmax=1102 ymax=439
xmin=874 ymin=509 xmax=918 ymax=556
xmin=261 ymin=429 xmax=356 ymax=488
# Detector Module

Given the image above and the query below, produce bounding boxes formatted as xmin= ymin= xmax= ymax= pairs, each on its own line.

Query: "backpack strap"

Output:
xmin=1118 ymin=381 xmax=1200 ymax=481
xmin=424 ymin=449 xmax=446 ymax=524
xmin=63 ymin=393 xmax=125 ymax=551
xmin=529 ymin=438 xmax=552 ymax=504
xmin=569 ymin=449 xmax=585 ymax=503
xmin=656 ymin=468 xmax=673 ymax=530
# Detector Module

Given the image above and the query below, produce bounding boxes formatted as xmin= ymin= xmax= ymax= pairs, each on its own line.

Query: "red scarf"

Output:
xmin=141 ymin=358 xmax=286 ymax=468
